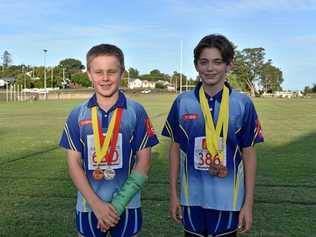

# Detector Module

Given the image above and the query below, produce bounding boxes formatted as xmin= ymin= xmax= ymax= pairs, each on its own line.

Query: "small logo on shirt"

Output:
xmin=79 ymin=119 xmax=92 ymax=127
xmin=183 ymin=113 xmax=199 ymax=121
xmin=145 ymin=118 xmax=155 ymax=137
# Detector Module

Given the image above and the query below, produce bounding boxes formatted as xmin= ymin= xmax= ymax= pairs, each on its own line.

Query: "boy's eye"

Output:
xmin=199 ymin=60 xmax=208 ymax=66
xmin=214 ymin=60 xmax=223 ymax=65
xmin=107 ymin=70 xmax=117 ymax=75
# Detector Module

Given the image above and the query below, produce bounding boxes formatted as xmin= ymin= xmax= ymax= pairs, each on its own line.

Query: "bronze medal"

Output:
xmin=217 ymin=165 xmax=228 ymax=178
xmin=93 ymin=168 xmax=104 ymax=181
xmin=208 ymin=164 xmax=219 ymax=176
xmin=103 ymin=167 xmax=116 ymax=180
xmin=208 ymin=158 xmax=220 ymax=176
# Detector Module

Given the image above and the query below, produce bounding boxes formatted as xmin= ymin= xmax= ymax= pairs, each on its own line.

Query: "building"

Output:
xmin=128 ymin=78 xmax=156 ymax=89
xmin=0 ymin=77 xmax=16 ymax=87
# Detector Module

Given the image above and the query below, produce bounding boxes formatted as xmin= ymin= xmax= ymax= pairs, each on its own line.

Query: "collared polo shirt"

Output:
xmin=162 ymin=83 xmax=264 ymax=211
xmin=60 ymin=91 xmax=159 ymax=212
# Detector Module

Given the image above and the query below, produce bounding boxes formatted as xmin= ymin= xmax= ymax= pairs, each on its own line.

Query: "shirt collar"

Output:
xmin=87 ymin=90 xmax=127 ymax=111
xmin=194 ymin=81 xmax=232 ymax=102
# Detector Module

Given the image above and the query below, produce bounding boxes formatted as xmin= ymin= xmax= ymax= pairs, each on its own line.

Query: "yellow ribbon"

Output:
xmin=199 ymin=85 xmax=229 ymax=162
xmin=91 ymin=106 xmax=117 ymax=165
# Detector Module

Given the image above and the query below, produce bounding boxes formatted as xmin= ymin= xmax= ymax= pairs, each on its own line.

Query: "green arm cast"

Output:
xmin=111 ymin=170 xmax=147 ymax=216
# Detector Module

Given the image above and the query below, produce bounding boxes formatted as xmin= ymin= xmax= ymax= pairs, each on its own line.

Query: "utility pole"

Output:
xmin=51 ymin=67 xmax=54 ymax=88
xmin=22 ymin=65 xmax=26 ymax=88
xmin=43 ymin=49 xmax=48 ymax=90
xmin=179 ymin=40 xmax=183 ymax=94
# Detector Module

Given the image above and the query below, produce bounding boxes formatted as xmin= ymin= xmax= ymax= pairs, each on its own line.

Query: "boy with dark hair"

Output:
xmin=60 ymin=43 xmax=159 ymax=237
xmin=162 ymin=34 xmax=264 ymax=237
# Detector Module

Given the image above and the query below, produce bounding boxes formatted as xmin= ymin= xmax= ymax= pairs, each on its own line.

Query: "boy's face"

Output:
xmin=87 ymin=55 xmax=124 ymax=99
xmin=195 ymin=47 xmax=232 ymax=88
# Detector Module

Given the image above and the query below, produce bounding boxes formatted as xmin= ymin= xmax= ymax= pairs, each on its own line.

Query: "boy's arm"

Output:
xmin=110 ymin=147 xmax=152 ymax=216
xmin=66 ymin=149 xmax=119 ymax=229
xmin=169 ymin=141 xmax=182 ymax=223
xmin=134 ymin=147 xmax=152 ymax=176
xmin=238 ymin=146 xmax=257 ymax=233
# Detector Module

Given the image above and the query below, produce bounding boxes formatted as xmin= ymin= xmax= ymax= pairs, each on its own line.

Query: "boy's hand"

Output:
xmin=92 ymin=200 xmax=119 ymax=230
xmin=238 ymin=204 xmax=253 ymax=233
xmin=169 ymin=194 xmax=182 ymax=224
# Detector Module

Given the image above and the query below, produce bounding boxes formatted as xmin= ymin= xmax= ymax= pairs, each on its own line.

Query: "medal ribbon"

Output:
xmin=91 ymin=106 xmax=122 ymax=165
xmin=199 ymin=85 xmax=229 ymax=162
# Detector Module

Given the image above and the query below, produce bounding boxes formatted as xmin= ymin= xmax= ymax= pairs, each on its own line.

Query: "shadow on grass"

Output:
xmin=0 ymin=146 xmax=59 ymax=165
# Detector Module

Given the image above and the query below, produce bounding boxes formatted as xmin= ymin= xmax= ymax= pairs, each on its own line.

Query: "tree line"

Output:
xmin=1 ymin=47 xmax=284 ymax=93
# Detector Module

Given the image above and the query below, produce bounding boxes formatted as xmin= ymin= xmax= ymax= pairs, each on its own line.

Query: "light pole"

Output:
xmin=179 ymin=40 xmax=183 ymax=94
xmin=51 ymin=67 xmax=54 ymax=88
xmin=22 ymin=65 xmax=26 ymax=88
xmin=43 ymin=49 xmax=48 ymax=90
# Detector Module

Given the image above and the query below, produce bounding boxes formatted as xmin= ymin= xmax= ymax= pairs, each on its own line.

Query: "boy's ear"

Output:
xmin=120 ymin=69 xmax=125 ymax=80
xmin=87 ymin=70 xmax=93 ymax=82
xmin=226 ymin=62 xmax=234 ymax=73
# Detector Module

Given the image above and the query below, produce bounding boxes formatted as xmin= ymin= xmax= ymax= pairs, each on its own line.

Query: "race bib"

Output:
xmin=194 ymin=136 xmax=226 ymax=170
xmin=87 ymin=133 xmax=123 ymax=170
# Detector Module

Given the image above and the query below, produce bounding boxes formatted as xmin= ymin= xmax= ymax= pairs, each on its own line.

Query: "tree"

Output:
xmin=58 ymin=58 xmax=85 ymax=79
xmin=232 ymin=48 xmax=265 ymax=95
xmin=141 ymin=69 xmax=167 ymax=81
xmin=231 ymin=50 xmax=252 ymax=92
xmin=2 ymin=50 xmax=12 ymax=68
xmin=242 ymin=47 xmax=265 ymax=95
xmin=71 ymin=72 xmax=90 ymax=87
xmin=304 ymin=84 xmax=316 ymax=94
xmin=260 ymin=59 xmax=283 ymax=92
xmin=227 ymin=73 xmax=248 ymax=92
xmin=127 ymin=67 xmax=139 ymax=78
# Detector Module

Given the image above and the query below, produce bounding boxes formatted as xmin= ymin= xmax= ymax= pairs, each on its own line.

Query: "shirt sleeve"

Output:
xmin=131 ymin=104 xmax=159 ymax=152
xmin=59 ymin=107 xmax=83 ymax=153
xmin=239 ymin=99 xmax=264 ymax=148
xmin=161 ymin=98 xmax=182 ymax=143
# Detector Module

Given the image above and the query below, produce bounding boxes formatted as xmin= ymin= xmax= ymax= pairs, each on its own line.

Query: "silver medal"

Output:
xmin=103 ymin=167 xmax=116 ymax=180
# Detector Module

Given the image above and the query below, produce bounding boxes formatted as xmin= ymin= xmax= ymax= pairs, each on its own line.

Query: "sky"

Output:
xmin=1 ymin=0 xmax=316 ymax=90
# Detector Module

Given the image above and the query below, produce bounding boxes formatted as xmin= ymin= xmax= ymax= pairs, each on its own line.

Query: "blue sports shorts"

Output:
xmin=182 ymin=206 xmax=238 ymax=236
xmin=76 ymin=208 xmax=142 ymax=237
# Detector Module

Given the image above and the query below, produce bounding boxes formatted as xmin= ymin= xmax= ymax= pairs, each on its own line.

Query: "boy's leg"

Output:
xmin=213 ymin=230 xmax=237 ymax=237
xmin=76 ymin=210 xmax=108 ymax=237
xmin=182 ymin=206 xmax=207 ymax=237
xmin=205 ymin=209 xmax=239 ymax=237
xmin=184 ymin=230 xmax=206 ymax=237
xmin=110 ymin=208 xmax=142 ymax=237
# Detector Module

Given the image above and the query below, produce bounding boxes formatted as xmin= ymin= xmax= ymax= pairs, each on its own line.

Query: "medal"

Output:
xmin=213 ymin=156 xmax=221 ymax=167
xmin=93 ymin=168 xmax=104 ymax=180
xmin=208 ymin=164 xmax=219 ymax=176
xmin=199 ymin=85 xmax=229 ymax=178
xmin=208 ymin=155 xmax=228 ymax=178
xmin=103 ymin=167 xmax=116 ymax=180
xmin=217 ymin=165 xmax=228 ymax=178
xmin=91 ymin=106 xmax=123 ymax=181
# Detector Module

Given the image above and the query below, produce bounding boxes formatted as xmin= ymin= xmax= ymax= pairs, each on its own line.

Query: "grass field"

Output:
xmin=0 ymin=94 xmax=315 ymax=237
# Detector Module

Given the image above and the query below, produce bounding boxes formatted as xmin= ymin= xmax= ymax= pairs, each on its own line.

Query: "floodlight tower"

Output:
xmin=43 ymin=49 xmax=48 ymax=90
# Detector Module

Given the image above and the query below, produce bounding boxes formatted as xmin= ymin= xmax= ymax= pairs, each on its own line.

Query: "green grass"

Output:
xmin=0 ymin=95 xmax=315 ymax=236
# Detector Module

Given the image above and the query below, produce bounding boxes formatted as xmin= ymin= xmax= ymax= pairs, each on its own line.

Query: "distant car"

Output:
xmin=141 ymin=89 xmax=151 ymax=94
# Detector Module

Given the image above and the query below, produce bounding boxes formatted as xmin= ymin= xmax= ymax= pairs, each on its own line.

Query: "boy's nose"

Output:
xmin=102 ymin=73 xmax=110 ymax=80
xmin=207 ymin=63 xmax=215 ymax=71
